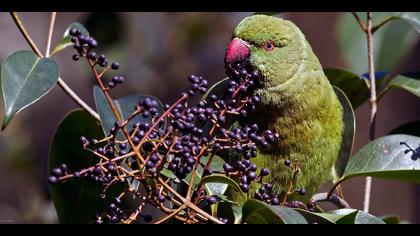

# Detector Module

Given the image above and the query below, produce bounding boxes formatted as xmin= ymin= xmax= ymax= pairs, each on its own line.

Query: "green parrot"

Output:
xmin=223 ymin=15 xmax=344 ymax=201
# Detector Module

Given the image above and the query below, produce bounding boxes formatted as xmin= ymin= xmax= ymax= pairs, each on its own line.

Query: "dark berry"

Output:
xmin=73 ymin=171 xmax=81 ymax=178
xmin=260 ymin=168 xmax=270 ymax=176
xmin=69 ymin=28 xmax=80 ymax=36
xmin=108 ymin=81 xmax=116 ymax=88
xmin=88 ymin=39 xmax=98 ymax=48
xmin=298 ymin=188 xmax=306 ymax=196
xmin=111 ymin=62 xmax=120 ymax=70
xmin=72 ymin=54 xmax=80 ymax=61
xmin=223 ymin=163 xmax=234 ymax=172
xmin=88 ymin=51 xmax=97 ymax=60
xmin=271 ymin=197 xmax=280 ymax=205
xmin=203 ymin=168 xmax=213 ymax=176
xmin=240 ymin=183 xmax=250 ymax=192
xmin=247 ymin=171 xmax=257 ymax=180
xmin=157 ymin=195 xmax=166 ymax=203
xmin=60 ymin=164 xmax=68 ymax=173
xmin=206 ymin=196 xmax=217 ymax=205
xmin=284 ymin=159 xmax=291 ymax=167
xmin=48 ymin=176 xmax=58 ymax=184
xmin=52 ymin=168 xmax=63 ymax=177
xmin=258 ymin=186 xmax=266 ymax=194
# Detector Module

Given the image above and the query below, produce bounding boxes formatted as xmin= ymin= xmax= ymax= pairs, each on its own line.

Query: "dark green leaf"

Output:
xmin=1 ymin=50 xmax=59 ymax=130
xmin=200 ymin=155 xmax=226 ymax=172
xmin=332 ymin=86 xmax=356 ymax=181
xmin=50 ymin=23 xmax=89 ymax=56
xmin=160 ymin=168 xmax=180 ymax=182
xmin=242 ymin=199 xmax=308 ymax=224
xmin=390 ymin=121 xmax=420 ymax=137
xmin=341 ymin=134 xmax=420 ymax=183
xmin=381 ymin=215 xmax=401 ymax=224
xmin=387 ymin=75 xmax=420 ymax=98
xmin=324 ymin=68 xmax=369 ymax=108
xmin=49 ymin=109 xmax=122 ymax=223
xmin=331 ymin=209 xmax=385 ymax=224
xmin=93 ymin=86 xmax=164 ymax=140
xmin=294 ymin=209 xmax=337 ymax=224
xmin=200 ymin=155 xmax=228 ymax=196
xmin=201 ymin=174 xmax=243 ymax=200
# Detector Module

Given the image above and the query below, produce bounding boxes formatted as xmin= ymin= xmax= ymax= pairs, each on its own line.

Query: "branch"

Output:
xmin=364 ymin=12 xmax=377 ymax=213
xmin=372 ymin=16 xmax=397 ymax=33
xmin=10 ymin=12 xmax=100 ymax=121
xmin=45 ymin=12 xmax=56 ymax=57
xmin=351 ymin=12 xmax=367 ymax=32
xmin=154 ymin=205 xmax=186 ymax=224
xmin=309 ymin=193 xmax=351 ymax=209
xmin=10 ymin=12 xmax=43 ymax=57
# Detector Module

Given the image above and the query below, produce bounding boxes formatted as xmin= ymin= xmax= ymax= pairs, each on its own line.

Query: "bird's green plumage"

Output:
xmin=229 ymin=15 xmax=344 ymax=201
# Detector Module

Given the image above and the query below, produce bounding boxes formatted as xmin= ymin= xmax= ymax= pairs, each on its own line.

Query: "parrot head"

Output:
xmin=224 ymin=14 xmax=308 ymax=90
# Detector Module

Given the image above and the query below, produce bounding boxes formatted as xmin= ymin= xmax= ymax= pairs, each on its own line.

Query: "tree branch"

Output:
xmin=45 ymin=12 xmax=56 ymax=57
xmin=364 ymin=12 xmax=377 ymax=213
xmin=351 ymin=12 xmax=367 ymax=32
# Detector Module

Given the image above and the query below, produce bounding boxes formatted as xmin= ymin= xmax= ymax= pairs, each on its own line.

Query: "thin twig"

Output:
xmin=157 ymin=178 xmax=224 ymax=224
xmin=364 ymin=12 xmax=377 ymax=213
xmin=372 ymin=16 xmax=396 ymax=33
xmin=154 ymin=205 xmax=187 ymax=224
xmin=10 ymin=12 xmax=100 ymax=121
xmin=56 ymin=78 xmax=100 ymax=120
xmin=10 ymin=12 xmax=43 ymax=57
xmin=45 ymin=12 xmax=56 ymax=57
xmin=351 ymin=12 xmax=367 ymax=32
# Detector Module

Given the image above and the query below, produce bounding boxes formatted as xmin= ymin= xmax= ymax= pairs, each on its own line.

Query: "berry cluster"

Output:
xmin=48 ymin=164 xmax=68 ymax=184
xmin=69 ymin=28 xmax=124 ymax=89
xmin=48 ymin=30 xmax=287 ymax=224
xmin=93 ymin=198 xmax=124 ymax=224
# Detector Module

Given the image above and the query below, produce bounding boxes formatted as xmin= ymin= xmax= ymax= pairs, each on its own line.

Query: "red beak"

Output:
xmin=224 ymin=37 xmax=250 ymax=65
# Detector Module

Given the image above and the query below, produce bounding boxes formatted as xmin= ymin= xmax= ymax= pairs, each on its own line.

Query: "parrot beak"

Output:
xmin=224 ymin=37 xmax=250 ymax=65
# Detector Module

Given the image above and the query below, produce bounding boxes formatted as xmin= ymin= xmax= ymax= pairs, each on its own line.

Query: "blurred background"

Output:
xmin=0 ymin=12 xmax=419 ymax=223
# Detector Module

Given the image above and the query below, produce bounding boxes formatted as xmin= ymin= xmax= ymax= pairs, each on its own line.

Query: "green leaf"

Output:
xmin=294 ymin=209 xmax=337 ymax=224
xmin=202 ymin=78 xmax=229 ymax=102
xmin=381 ymin=215 xmax=401 ymax=224
xmin=390 ymin=121 xmax=420 ymax=137
xmin=200 ymin=155 xmax=229 ymax=196
xmin=332 ymin=86 xmax=356 ymax=181
xmin=93 ymin=86 xmax=164 ymax=140
xmin=336 ymin=12 xmax=419 ymax=74
xmin=394 ymin=12 xmax=420 ymax=33
xmin=341 ymin=134 xmax=420 ymax=183
xmin=49 ymin=109 xmax=122 ymax=223
xmin=387 ymin=75 xmax=420 ymax=98
xmin=160 ymin=168 xmax=180 ymax=182
xmin=201 ymin=174 xmax=244 ymax=200
xmin=242 ymin=199 xmax=308 ymax=224
xmin=324 ymin=68 xmax=367 ymax=108
xmin=330 ymin=209 xmax=385 ymax=224
xmin=50 ymin=23 xmax=89 ymax=56
xmin=1 ymin=50 xmax=59 ymax=130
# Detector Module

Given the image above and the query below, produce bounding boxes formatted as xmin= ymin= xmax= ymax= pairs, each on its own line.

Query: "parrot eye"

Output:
xmin=262 ymin=41 xmax=275 ymax=52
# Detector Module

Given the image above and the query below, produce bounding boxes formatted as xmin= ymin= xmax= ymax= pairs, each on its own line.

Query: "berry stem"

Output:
xmin=157 ymin=178 xmax=224 ymax=224
xmin=154 ymin=205 xmax=187 ymax=224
